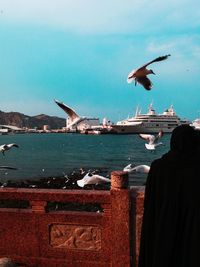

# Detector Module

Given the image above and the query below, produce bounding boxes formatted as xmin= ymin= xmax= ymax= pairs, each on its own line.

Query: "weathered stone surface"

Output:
xmin=0 ymin=172 xmax=145 ymax=267
xmin=0 ymin=257 xmax=16 ymax=267
xmin=111 ymin=171 xmax=129 ymax=189
xmin=50 ymin=224 xmax=101 ymax=251
xmin=130 ymin=186 xmax=145 ymax=267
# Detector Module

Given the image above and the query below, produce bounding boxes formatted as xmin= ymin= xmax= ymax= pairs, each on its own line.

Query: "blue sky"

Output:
xmin=0 ymin=0 xmax=200 ymax=122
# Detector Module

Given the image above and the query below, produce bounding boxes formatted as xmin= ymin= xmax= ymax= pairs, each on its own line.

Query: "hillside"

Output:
xmin=0 ymin=110 xmax=66 ymax=129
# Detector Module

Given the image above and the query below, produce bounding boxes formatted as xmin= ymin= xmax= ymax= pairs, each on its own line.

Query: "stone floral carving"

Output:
xmin=50 ymin=224 xmax=101 ymax=251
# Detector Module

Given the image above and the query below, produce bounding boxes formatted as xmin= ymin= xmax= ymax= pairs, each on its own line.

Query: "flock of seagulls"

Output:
xmin=76 ymin=163 xmax=151 ymax=188
xmin=72 ymin=54 xmax=169 ymax=187
xmin=75 ymin=54 xmax=169 ymax=186
xmin=0 ymin=54 xmax=169 ymax=188
xmin=75 ymin=130 xmax=164 ymax=187
xmin=75 ymin=54 xmax=168 ymax=186
xmin=0 ymin=136 xmax=161 ymax=187
xmin=0 ymin=140 xmax=152 ymax=188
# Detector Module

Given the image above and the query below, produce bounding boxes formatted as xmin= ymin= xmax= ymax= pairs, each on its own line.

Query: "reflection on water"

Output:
xmin=0 ymin=133 xmax=170 ymax=186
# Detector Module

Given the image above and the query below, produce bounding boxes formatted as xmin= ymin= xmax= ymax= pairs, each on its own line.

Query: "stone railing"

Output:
xmin=0 ymin=171 xmax=145 ymax=267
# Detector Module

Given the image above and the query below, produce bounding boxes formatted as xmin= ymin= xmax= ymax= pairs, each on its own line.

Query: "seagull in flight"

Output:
xmin=123 ymin=164 xmax=150 ymax=173
xmin=0 ymin=143 xmax=19 ymax=156
xmin=77 ymin=173 xmax=110 ymax=187
xmin=127 ymin=54 xmax=171 ymax=90
xmin=139 ymin=131 xmax=163 ymax=150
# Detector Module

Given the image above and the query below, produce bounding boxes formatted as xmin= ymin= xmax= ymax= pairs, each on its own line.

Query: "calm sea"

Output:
xmin=0 ymin=133 xmax=170 ymax=185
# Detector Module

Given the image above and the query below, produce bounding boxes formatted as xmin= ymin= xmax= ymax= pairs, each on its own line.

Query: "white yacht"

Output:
xmin=111 ymin=104 xmax=191 ymax=134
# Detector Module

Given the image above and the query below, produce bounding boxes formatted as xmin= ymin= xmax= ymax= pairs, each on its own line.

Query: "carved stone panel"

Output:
xmin=50 ymin=224 xmax=101 ymax=251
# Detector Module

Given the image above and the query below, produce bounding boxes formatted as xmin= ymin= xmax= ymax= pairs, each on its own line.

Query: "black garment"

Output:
xmin=139 ymin=142 xmax=200 ymax=266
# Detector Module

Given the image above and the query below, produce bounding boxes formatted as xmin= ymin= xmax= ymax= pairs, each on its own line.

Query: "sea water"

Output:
xmin=0 ymin=133 xmax=170 ymax=185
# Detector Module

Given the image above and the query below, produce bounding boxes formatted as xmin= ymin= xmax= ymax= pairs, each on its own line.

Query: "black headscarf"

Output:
xmin=170 ymin=125 xmax=198 ymax=155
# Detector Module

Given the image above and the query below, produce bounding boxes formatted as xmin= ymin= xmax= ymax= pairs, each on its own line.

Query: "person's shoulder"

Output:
xmin=151 ymin=157 xmax=163 ymax=167
xmin=150 ymin=153 xmax=171 ymax=171
xmin=148 ymin=159 xmax=163 ymax=174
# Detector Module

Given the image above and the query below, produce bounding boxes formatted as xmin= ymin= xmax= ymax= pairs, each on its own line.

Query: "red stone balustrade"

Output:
xmin=0 ymin=171 xmax=145 ymax=267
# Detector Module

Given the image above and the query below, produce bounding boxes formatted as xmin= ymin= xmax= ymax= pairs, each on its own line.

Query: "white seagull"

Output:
xmin=127 ymin=54 xmax=171 ymax=90
xmin=123 ymin=164 xmax=150 ymax=173
xmin=77 ymin=173 xmax=110 ymax=187
xmin=139 ymin=131 xmax=163 ymax=150
xmin=0 ymin=143 xmax=19 ymax=156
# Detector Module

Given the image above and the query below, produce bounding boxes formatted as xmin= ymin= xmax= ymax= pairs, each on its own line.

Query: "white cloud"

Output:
xmin=143 ymin=38 xmax=200 ymax=103
xmin=0 ymin=0 xmax=200 ymax=34
xmin=146 ymin=35 xmax=200 ymax=61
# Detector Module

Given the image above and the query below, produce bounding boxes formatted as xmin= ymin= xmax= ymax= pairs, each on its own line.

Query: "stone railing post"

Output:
xmin=130 ymin=187 xmax=145 ymax=267
xmin=111 ymin=171 xmax=131 ymax=267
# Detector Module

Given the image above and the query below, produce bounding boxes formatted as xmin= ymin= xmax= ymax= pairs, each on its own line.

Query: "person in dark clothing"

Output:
xmin=138 ymin=125 xmax=200 ymax=267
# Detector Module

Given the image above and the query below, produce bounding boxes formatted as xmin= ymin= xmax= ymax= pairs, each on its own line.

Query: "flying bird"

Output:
xmin=123 ymin=164 xmax=150 ymax=173
xmin=77 ymin=173 xmax=110 ymax=187
xmin=139 ymin=131 xmax=163 ymax=150
xmin=0 ymin=143 xmax=19 ymax=156
xmin=127 ymin=54 xmax=171 ymax=90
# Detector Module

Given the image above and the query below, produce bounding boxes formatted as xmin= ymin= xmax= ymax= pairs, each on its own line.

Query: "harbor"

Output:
xmin=0 ymin=133 xmax=170 ymax=185
xmin=2 ymin=100 xmax=200 ymax=136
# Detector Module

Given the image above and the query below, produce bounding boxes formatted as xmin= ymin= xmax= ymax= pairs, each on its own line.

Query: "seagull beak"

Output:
xmin=152 ymin=71 xmax=156 ymax=75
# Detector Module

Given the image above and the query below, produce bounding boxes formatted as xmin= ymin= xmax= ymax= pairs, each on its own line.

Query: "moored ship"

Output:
xmin=111 ymin=104 xmax=191 ymax=134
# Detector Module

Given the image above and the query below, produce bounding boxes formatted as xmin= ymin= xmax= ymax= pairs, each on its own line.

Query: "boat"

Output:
xmin=111 ymin=104 xmax=191 ymax=134
xmin=190 ymin=118 xmax=200 ymax=130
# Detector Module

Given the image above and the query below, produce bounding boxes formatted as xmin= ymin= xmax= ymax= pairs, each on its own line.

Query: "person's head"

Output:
xmin=170 ymin=125 xmax=198 ymax=154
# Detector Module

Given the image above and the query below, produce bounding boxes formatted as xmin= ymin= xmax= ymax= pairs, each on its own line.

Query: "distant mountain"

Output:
xmin=0 ymin=110 xmax=66 ymax=129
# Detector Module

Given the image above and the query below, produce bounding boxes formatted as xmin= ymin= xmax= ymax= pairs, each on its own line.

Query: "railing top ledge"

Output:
xmin=0 ymin=188 xmax=111 ymax=203
xmin=0 ymin=171 xmax=132 ymax=203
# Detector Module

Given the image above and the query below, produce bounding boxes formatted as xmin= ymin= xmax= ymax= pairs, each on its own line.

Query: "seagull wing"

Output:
xmin=139 ymin=134 xmax=155 ymax=144
xmin=136 ymin=76 xmax=153 ymax=90
xmin=138 ymin=54 xmax=171 ymax=69
xmin=134 ymin=165 xmax=150 ymax=173
xmin=77 ymin=173 xmax=110 ymax=187
xmin=0 ymin=166 xmax=18 ymax=170
xmin=77 ymin=172 xmax=91 ymax=187
xmin=123 ymin=163 xmax=134 ymax=172
xmin=8 ymin=143 xmax=19 ymax=148
xmin=127 ymin=69 xmax=136 ymax=83
xmin=54 ymin=99 xmax=80 ymax=120
xmin=154 ymin=131 xmax=163 ymax=143
xmin=0 ymin=144 xmax=5 ymax=151
xmin=124 ymin=164 xmax=150 ymax=173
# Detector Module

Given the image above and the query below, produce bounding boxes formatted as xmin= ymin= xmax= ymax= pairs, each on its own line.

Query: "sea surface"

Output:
xmin=0 ymin=133 xmax=171 ymax=186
